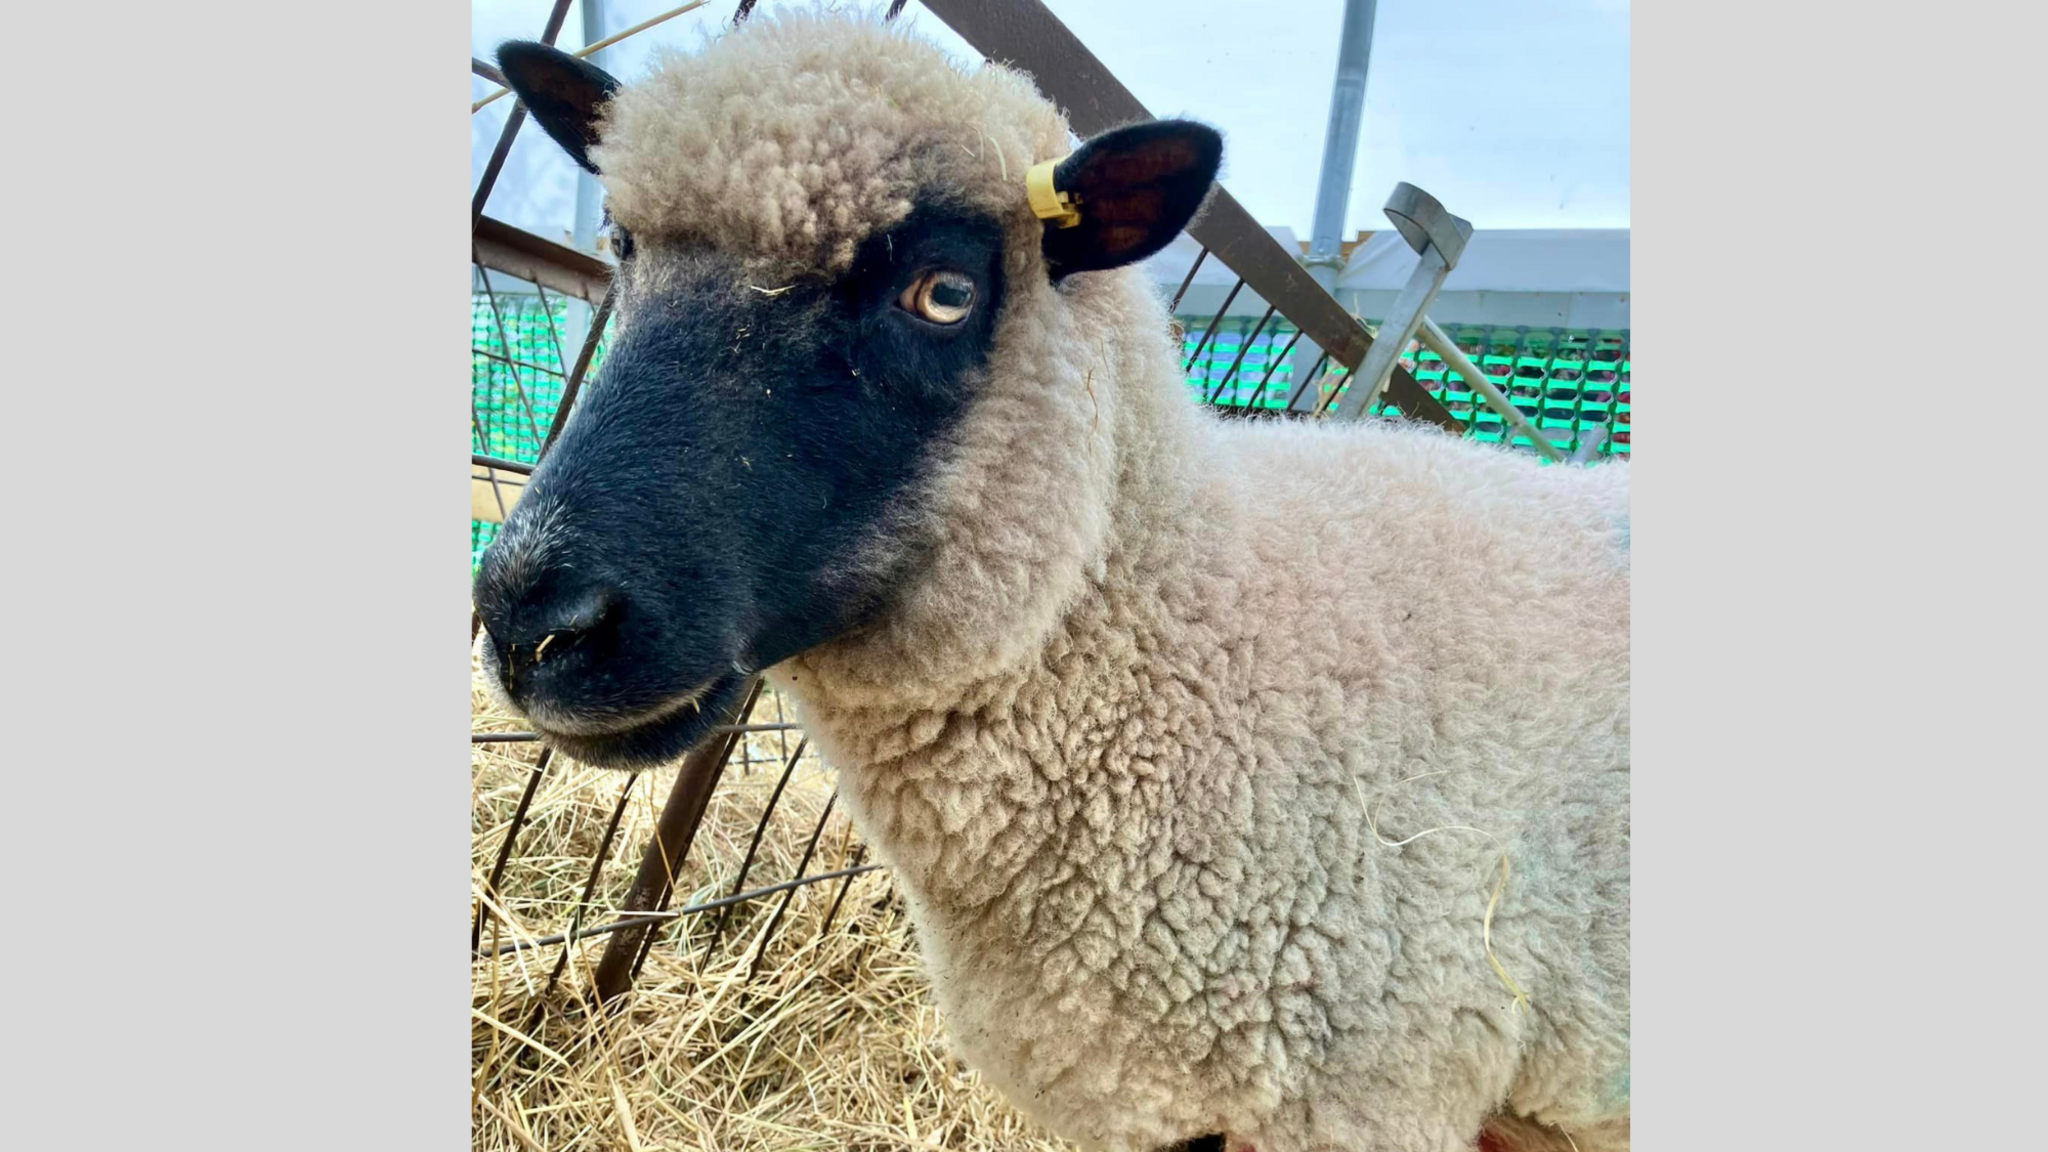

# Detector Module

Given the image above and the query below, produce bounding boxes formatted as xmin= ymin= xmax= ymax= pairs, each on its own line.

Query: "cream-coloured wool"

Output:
xmin=590 ymin=9 xmax=1630 ymax=1152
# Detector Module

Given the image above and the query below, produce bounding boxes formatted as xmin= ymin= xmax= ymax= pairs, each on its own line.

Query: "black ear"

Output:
xmin=495 ymin=40 xmax=621 ymax=174
xmin=1040 ymin=120 xmax=1222 ymax=280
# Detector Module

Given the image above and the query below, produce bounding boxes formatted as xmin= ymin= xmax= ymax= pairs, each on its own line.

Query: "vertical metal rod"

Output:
xmin=1254 ymin=327 xmax=1308 ymax=414
xmin=1328 ymin=244 xmax=1450 ymax=420
xmin=816 ymin=844 xmax=869 ymax=941
xmin=1290 ymin=351 xmax=1333 ymax=413
xmin=1206 ymin=304 xmax=1278 ymax=407
xmin=535 ymin=770 xmax=640 ymax=1009
xmin=472 ymin=747 xmax=553 ymax=952
xmin=703 ymin=737 xmax=810 ymax=958
xmin=1167 ymin=247 xmax=1209 ymax=314
xmin=473 ymin=245 xmax=552 ymax=451
xmin=540 ymin=284 xmax=615 ymax=458
xmin=747 ymin=791 xmax=838 ymax=981
xmin=596 ymin=679 xmax=765 ymax=997
xmin=1182 ymin=277 xmax=1246 ymax=375
xmin=1307 ymin=0 xmax=1379 ymax=276
xmin=572 ymin=0 xmax=608 ymax=254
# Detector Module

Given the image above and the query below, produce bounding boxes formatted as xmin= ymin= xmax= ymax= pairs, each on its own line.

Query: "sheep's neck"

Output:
xmin=782 ymin=320 xmax=1232 ymax=922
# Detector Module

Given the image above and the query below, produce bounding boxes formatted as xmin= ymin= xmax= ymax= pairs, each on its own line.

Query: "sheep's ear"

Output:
xmin=495 ymin=40 xmax=621 ymax=174
xmin=1039 ymin=120 xmax=1222 ymax=279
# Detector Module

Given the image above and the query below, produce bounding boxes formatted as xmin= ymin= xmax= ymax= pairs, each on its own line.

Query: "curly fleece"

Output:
xmin=594 ymin=9 xmax=1631 ymax=1151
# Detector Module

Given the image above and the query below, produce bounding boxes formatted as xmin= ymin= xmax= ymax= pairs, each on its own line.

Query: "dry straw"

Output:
xmin=472 ymin=654 xmax=1071 ymax=1151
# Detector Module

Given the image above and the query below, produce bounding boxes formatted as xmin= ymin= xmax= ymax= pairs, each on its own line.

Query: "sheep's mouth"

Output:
xmin=528 ymin=671 xmax=751 ymax=770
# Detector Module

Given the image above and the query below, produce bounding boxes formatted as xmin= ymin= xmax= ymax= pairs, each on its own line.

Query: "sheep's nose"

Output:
xmin=473 ymin=564 xmax=625 ymax=689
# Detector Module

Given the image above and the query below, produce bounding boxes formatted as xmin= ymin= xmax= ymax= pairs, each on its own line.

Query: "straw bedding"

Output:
xmin=472 ymin=655 xmax=1074 ymax=1151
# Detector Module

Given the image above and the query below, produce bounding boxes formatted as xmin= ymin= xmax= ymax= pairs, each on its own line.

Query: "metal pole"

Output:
xmin=566 ymin=0 xmax=609 ymax=368
xmin=1416 ymin=317 xmax=1566 ymax=462
xmin=1306 ymin=0 xmax=1378 ymax=284
xmin=1299 ymin=1 xmax=1378 ymax=401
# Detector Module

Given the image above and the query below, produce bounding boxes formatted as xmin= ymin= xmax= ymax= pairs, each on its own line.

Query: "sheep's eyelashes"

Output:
xmin=898 ymin=270 xmax=975 ymax=325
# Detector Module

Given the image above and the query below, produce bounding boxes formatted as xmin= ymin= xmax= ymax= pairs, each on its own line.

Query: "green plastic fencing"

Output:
xmin=1177 ymin=316 xmax=1301 ymax=408
xmin=472 ymin=291 xmax=613 ymax=570
xmin=1174 ymin=316 xmax=1632 ymax=462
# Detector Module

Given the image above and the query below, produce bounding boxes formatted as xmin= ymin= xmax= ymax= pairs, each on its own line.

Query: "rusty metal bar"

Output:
xmin=472 ymin=748 xmax=552 ymax=952
xmin=747 ymin=790 xmax=838 ymax=980
xmin=592 ymin=680 xmax=764 ymax=998
xmin=918 ymin=0 xmax=1458 ymax=434
xmin=623 ymin=685 xmax=772 ymax=982
xmin=543 ymin=283 xmax=615 ymax=456
xmin=1166 ymin=247 xmax=1208 ymax=314
xmin=1287 ymin=351 xmax=1334 ymax=413
xmin=473 ymin=244 xmax=553 ymax=449
xmin=1182 ymin=277 xmax=1245 ymax=375
xmin=536 ymin=769 xmax=639 ymax=1006
xmin=474 ymin=215 xmax=613 ymax=306
xmin=471 ymin=0 xmax=575 ymax=230
xmin=472 ymin=56 xmax=506 ymax=87
xmin=470 ymin=722 xmax=798 ymax=745
xmin=473 ymin=453 xmax=535 ymax=476
xmin=816 ymin=844 xmax=870 ymax=940
xmin=1256 ymin=327 xmax=1308 ymax=404
xmin=1206 ymin=303 xmax=1278 ymax=407
xmin=703 ymin=737 xmax=810 ymax=957
xmin=473 ymin=346 xmax=566 ymax=379
xmin=480 ymin=863 xmax=886 ymax=959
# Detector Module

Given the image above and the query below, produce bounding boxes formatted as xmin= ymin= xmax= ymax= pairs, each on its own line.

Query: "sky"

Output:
xmin=472 ymin=1 xmax=1629 ymax=249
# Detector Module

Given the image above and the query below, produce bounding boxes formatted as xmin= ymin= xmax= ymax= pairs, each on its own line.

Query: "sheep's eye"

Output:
xmin=899 ymin=269 xmax=975 ymax=325
xmin=611 ymin=227 xmax=634 ymax=261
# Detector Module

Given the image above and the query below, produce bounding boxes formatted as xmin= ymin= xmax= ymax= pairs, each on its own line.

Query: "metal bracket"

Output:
xmin=1328 ymin=182 xmax=1472 ymax=421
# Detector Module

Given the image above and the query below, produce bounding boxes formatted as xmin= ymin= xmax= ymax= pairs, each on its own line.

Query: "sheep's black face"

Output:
xmin=480 ymin=39 xmax=1222 ymax=768
xmin=473 ymin=206 xmax=1008 ymax=769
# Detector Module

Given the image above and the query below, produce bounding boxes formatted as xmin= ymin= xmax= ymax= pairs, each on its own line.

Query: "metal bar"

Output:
xmin=472 ymin=453 xmax=536 ymax=476
xmin=703 ymin=737 xmax=809 ymax=957
xmin=593 ymin=680 xmax=764 ymax=998
xmin=474 ymin=215 xmax=613 ymax=306
xmin=473 ymin=346 xmax=567 ymax=379
xmin=476 ymin=1 xmax=715 ymax=114
xmin=473 ymin=242 xmax=554 ymax=450
xmin=1307 ymin=0 xmax=1378 ymax=266
xmin=1206 ymin=303 xmax=1277 ymax=407
xmin=471 ymin=748 xmax=552 ymax=952
xmin=535 ymin=769 xmax=638 ymax=1007
xmin=470 ymin=722 xmax=797 ymax=745
xmin=1287 ymin=351 xmax=1333 ymax=413
xmin=816 ymin=844 xmax=870 ymax=940
xmin=1328 ymin=245 xmax=1450 ymax=421
xmin=623 ymin=683 xmax=767 ymax=982
xmin=472 ymin=57 xmax=507 ymax=87
xmin=1571 ymin=425 xmax=1609 ymax=464
xmin=530 ymin=279 xmax=573 ymax=386
xmin=747 ymin=791 xmax=838 ymax=980
xmin=917 ymin=0 xmax=1458 ymax=434
xmin=470 ymin=0 xmax=575 ymax=229
xmin=1182 ymin=278 xmax=1244 ymax=374
xmin=1255 ymin=327 xmax=1308 ymax=409
xmin=1417 ymin=317 xmax=1565 ymax=462
xmin=471 ymin=408 xmax=514 ymax=517
xmin=1166 ymin=247 xmax=1208 ymax=314
xmin=542 ymin=283 xmax=615 ymax=457
xmin=472 ymin=104 xmax=529 ymax=231
xmin=480 ymin=864 xmax=886 ymax=959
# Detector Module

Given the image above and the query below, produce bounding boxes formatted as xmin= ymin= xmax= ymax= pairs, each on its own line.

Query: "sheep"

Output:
xmin=475 ymin=8 xmax=1630 ymax=1152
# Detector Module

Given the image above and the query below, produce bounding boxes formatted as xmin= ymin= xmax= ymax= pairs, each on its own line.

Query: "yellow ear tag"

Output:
xmin=1026 ymin=158 xmax=1083 ymax=229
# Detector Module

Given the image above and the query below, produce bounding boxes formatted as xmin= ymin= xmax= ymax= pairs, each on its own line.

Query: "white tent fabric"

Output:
xmin=1335 ymin=229 xmax=1629 ymax=293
